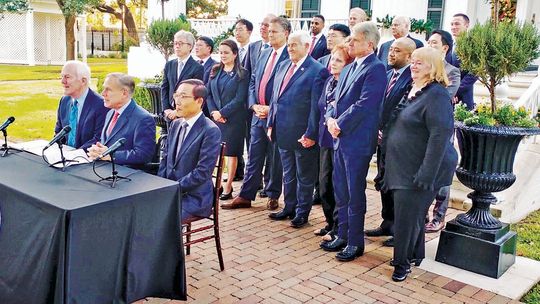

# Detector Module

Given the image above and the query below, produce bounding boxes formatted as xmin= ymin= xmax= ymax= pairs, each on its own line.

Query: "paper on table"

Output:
xmin=11 ymin=140 xmax=91 ymax=168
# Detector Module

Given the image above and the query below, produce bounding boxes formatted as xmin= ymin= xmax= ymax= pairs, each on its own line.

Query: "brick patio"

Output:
xmin=137 ymin=183 xmax=522 ymax=304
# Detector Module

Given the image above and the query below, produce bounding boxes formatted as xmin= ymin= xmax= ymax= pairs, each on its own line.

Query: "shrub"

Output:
xmin=146 ymin=16 xmax=192 ymax=61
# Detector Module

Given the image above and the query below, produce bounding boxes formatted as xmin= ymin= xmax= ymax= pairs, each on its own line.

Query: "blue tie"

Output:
xmin=68 ymin=99 xmax=78 ymax=147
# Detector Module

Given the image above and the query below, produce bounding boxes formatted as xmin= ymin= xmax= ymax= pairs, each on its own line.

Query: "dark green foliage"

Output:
xmin=455 ymin=103 xmax=538 ymax=128
xmin=410 ymin=18 xmax=433 ymax=34
xmin=376 ymin=14 xmax=393 ymax=29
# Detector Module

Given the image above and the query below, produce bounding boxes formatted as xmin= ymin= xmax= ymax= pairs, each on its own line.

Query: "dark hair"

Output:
xmin=235 ymin=19 xmax=254 ymax=32
xmin=431 ymin=29 xmax=454 ymax=55
xmin=210 ymin=39 xmax=247 ymax=80
xmin=453 ymin=13 xmax=470 ymax=24
xmin=197 ymin=36 xmax=214 ymax=53
xmin=179 ymin=79 xmax=207 ymax=100
xmin=270 ymin=17 xmax=292 ymax=34
xmin=329 ymin=23 xmax=351 ymax=37
xmin=313 ymin=14 xmax=325 ymax=23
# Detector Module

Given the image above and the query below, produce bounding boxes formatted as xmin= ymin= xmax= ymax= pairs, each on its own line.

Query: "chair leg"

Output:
xmin=186 ymin=223 xmax=191 ymax=256
xmin=213 ymin=224 xmax=224 ymax=271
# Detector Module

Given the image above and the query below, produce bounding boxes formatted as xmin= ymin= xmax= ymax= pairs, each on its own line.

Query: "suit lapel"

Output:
xmin=77 ymin=90 xmax=93 ymax=144
xmin=105 ymin=100 xmax=134 ymax=145
xmin=210 ymin=69 xmax=223 ymax=108
xmin=274 ymin=62 xmax=289 ymax=99
xmin=175 ymin=115 xmax=205 ymax=166
xmin=175 ymin=57 xmax=194 ymax=89
xmin=256 ymin=50 xmax=272 ymax=97
xmin=338 ymin=54 xmax=374 ymax=99
xmin=280 ymin=59 xmax=309 ymax=96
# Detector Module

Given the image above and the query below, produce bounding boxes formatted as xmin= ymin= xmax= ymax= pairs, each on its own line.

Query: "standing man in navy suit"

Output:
xmin=366 ymin=37 xmax=416 ymax=247
xmin=318 ymin=23 xmax=351 ymax=70
xmin=222 ymin=16 xmax=290 ymax=210
xmin=195 ymin=36 xmax=216 ymax=117
xmin=158 ymin=79 xmax=222 ymax=221
xmin=87 ymin=73 xmax=155 ymax=168
xmin=322 ymin=22 xmax=386 ymax=261
xmin=377 ymin=16 xmax=424 ymax=69
xmin=309 ymin=15 xmax=330 ymax=60
xmin=267 ymin=31 xmax=329 ymax=228
xmin=55 ymin=60 xmax=108 ymax=151
xmin=161 ymin=30 xmax=204 ymax=124
xmin=450 ymin=13 xmax=477 ymax=110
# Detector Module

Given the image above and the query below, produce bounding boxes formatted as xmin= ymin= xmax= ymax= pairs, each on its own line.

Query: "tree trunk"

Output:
xmin=490 ymin=77 xmax=497 ymax=113
xmin=96 ymin=2 xmax=139 ymax=45
xmin=65 ymin=15 xmax=76 ymax=60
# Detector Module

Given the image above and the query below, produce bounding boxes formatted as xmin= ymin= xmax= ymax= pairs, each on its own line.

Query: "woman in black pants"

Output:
xmin=382 ymin=47 xmax=458 ymax=282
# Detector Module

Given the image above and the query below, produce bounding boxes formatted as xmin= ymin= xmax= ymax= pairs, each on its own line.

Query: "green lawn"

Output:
xmin=513 ymin=210 xmax=540 ymax=303
xmin=0 ymin=58 xmax=126 ymax=142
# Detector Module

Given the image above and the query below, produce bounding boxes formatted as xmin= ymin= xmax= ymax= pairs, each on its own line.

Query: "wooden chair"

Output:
xmin=181 ymin=142 xmax=226 ymax=271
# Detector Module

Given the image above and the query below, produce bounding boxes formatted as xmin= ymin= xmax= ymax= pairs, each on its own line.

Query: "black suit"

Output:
xmin=310 ymin=35 xmax=330 ymax=60
xmin=161 ymin=56 xmax=204 ymax=115
xmin=201 ymin=57 xmax=217 ymax=117
xmin=377 ymin=35 xmax=424 ymax=70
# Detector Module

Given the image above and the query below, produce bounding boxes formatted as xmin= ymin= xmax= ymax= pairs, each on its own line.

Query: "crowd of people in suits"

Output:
xmin=54 ymin=7 xmax=477 ymax=282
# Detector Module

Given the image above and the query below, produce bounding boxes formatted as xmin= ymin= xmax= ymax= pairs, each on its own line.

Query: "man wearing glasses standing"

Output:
xmin=161 ymin=30 xmax=204 ymax=124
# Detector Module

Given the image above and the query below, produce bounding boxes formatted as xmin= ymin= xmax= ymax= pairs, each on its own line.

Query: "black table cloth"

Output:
xmin=0 ymin=151 xmax=186 ymax=303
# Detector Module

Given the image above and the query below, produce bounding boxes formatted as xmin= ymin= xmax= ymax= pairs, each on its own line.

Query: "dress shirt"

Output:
xmin=181 ymin=111 xmax=204 ymax=139
xmin=73 ymin=87 xmax=89 ymax=119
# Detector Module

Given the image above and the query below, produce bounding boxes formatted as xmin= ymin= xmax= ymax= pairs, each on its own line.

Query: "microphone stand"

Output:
xmin=0 ymin=129 xmax=21 ymax=157
xmin=98 ymin=151 xmax=131 ymax=188
xmin=47 ymin=141 xmax=79 ymax=171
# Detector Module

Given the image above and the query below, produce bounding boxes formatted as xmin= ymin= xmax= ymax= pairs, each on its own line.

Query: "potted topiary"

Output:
xmin=436 ymin=19 xmax=540 ymax=278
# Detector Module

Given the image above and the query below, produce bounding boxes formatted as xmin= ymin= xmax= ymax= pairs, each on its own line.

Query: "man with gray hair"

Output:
xmin=161 ymin=30 xmax=204 ymax=124
xmin=87 ymin=73 xmax=156 ymax=168
xmin=377 ymin=16 xmax=424 ymax=69
xmin=266 ymin=30 xmax=329 ymax=228
xmin=321 ymin=22 xmax=386 ymax=262
xmin=348 ymin=7 xmax=368 ymax=30
xmin=55 ymin=60 xmax=108 ymax=151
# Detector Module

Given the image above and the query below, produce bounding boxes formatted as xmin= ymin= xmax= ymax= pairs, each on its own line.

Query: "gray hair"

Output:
xmin=64 ymin=60 xmax=91 ymax=82
xmin=288 ymin=31 xmax=311 ymax=45
xmin=349 ymin=7 xmax=368 ymax=21
xmin=393 ymin=16 xmax=411 ymax=30
xmin=105 ymin=72 xmax=135 ymax=96
xmin=174 ymin=30 xmax=195 ymax=47
xmin=270 ymin=16 xmax=291 ymax=34
xmin=352 ymin=22 xmax=380 ymax=50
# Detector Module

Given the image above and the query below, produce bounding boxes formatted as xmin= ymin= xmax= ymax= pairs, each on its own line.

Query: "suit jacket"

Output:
xmin=158 ymin=115 xmax=222 ymax=218
xmin=100 ymin=100 xmax=156 ymax=167
xmin=207 ymin=67 xmax=249 ymax=120
xmin=310 ymin=35 xmax=330 ymax=60
xmin=244 ymin=40 xmax=267 ymax=76
xmin=55 ymin=88 xmax=108 ymax=151
xmin=449 ymin=51 xmax=477 ymax=109
xmin=445 ymin=60 xmax=461 ymax=98
xmin=318 ymin=54 xmax=331 ymax=70
xmin=202 ymin=57 xmax=217 ymax=84
xmin=267 ymin=57 xmax=329 ymax=150
xmin=377 ymin=35 xmax=424 ymax=69
xmin=248 ymin=47 xmax=290 ymax=127
xmin=331 ymin=53 xmax=386 ymax=156
xmin=161 ymin=56 xmax=204 ymax=113
xmin=380 ymin=67 xmax=412 ymax=130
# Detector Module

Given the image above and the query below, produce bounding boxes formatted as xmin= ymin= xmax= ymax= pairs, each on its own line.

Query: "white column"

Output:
xmin=515 ymin=0 xmax=531 ymax=23
xmin=26 ymin=11 xmax=35 ymax=66
xmin=46 ymin=15 xmax=51 ymax=63
xmin=80 ymin=15 xmax=87 ymax=63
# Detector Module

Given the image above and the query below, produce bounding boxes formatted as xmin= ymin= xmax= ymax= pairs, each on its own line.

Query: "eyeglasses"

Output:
xmin=173 ymin=93 xmax=195 ymax=99
xmin=174 ymin=41 xmax=191 ymax=47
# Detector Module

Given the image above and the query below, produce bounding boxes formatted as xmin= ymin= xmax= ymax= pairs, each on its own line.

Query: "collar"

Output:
xmin=291 ymin=55 xmax=309 ymax=71
xmin=392 ymin=64 xmax=409 ymax=77
xmin=72 ymin=87 xmax=89 ymax=106
xmin=177 ymin=56 xmax=190 ymax=65
xmin=272 ymin=44 xmax=286 ymax=59
xmin=198 ymin=56 xmax=210 ymax=64
xmin=116 ymin=99 xmax=132 ymax=115
xmin=354 ymin=52 xmax=373 ymax=67
xmin=183 ymin=111 xmax=203 ymax=129
xmin=311 ymin=32 xmax=323 ymax=40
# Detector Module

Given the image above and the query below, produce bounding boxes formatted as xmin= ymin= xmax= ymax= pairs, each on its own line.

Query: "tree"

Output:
xmin=186 ymin=0 xmax=227 ymax=19
xmin=95 ymin=0 xmax=140 ymax=45
xmin=57 ymin=0 xmax=100 ymax=60
xmin=146 ymin=17 xmax=191 ymax=61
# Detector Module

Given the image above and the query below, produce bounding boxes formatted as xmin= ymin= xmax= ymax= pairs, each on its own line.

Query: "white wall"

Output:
xmin=371 ymin=0 xmax=428 ymax=21
xmin=227 ymin=0 xmax=286 ymax=24
xmin=320 ymin=0 xmax=349 ymax=20
xmin=147 ymin=0 xmax=186 ymax=24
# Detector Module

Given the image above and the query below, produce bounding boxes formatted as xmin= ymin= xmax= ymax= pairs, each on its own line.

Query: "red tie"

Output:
xmin=309 ymin=36 xmax=317 ymax=54
xmin=106 ymin=111 xmax=120 ymax=137
xmin=279 ymin=64 xmax=296 ymax=96
xmin=258 ymin=51 xmax=278 ymax=105
xmin=386 ymin=71 xmax=399 ymax=97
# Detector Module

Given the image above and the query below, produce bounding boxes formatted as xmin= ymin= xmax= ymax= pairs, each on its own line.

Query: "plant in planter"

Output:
xmin=146 ymin=15 xmax=192 ymax=62
xmin=436 ymin=19 xmax=540 ymax=278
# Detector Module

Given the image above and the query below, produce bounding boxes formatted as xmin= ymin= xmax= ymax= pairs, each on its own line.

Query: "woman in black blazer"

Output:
xmin=382 ymin=47 xmax=458 ymax=282
xmin=207 ymin=39 xmax=249 ymax=200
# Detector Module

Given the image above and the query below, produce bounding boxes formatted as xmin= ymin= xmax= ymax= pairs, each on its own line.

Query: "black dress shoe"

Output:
xmin=258 ymin=190 xmax=268 ymax=198
xmin=290 ymin=216 xmax=308 ymax=228
xmin=268 ymin=210 xmax=295 ymax=220
xmin=389 ymin=258 xmax=422 ymax=267
xmin=382 ymin=237 xmax=394 ymax=247
xmin=320 ymin=238 xmax=347 ymax=252
xmin=365 ymin=227 xmax=393 ymax=237
xmin=336 ymin=245 xmax=364 ymax=262
xmin=219 ymin=190 xmax=233 ymax=200
xmin=391 ymin=266 xmax=411 ymax=282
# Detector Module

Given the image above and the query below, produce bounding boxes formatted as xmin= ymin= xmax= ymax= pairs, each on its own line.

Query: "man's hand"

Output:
xmin=87 ymin=142 xmax=111 ymax=161
xmin=298 ymin=135 xmax=315 ymax=148
xmin=327 ymin=118 xmax=341 ymax=138
xmin=253 ymin=104 xmax=270 ymax=119
xmin=164 ymin=109 xmax=177 ymax=120
xmin=267 ymin=127 xmax=272 ymax=141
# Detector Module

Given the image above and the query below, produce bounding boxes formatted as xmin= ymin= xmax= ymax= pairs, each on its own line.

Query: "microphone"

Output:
xmin=44 ymin=126 xmax=71 ymax=150
xmin=0 ymin=116 xmax=15 ymax=132
xmin=97 ymin=138 xmax=126 ymax=159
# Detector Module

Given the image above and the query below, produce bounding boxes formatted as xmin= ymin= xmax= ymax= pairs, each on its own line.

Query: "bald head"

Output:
xmin=387 ymin=37 xmax=416 ymax=70
xmin=391 ymin=16 xmax=410 ymax=39
xmin=349 ymin=8 xmax=368 ymax=28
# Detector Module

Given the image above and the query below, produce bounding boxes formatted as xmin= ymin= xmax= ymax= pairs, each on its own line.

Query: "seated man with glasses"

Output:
xmin=158 ymin=79 xmax=222 ymax=221
xmin=161 ymin=30 xmax=204 ymax=124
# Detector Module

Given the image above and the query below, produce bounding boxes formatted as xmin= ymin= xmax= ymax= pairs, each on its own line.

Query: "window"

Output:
xmin=300 ymin=0 xmax=320 ymax=18
xmin=427 ymin=0 xmax=445 ymax=30
xmin=350 ymin=0 xmax=371 ymax=11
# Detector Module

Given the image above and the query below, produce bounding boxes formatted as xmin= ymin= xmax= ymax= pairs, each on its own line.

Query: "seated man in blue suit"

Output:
xmin=323 ymin=22 xmax=386 ymax=262
xmin=267 ymin=31 xmax=329 ymax=228
xmin=55 ymin=60 xmax=108 ymax=151
xmin=158 ymin=79 xmax=222 ymax=221
xmin=87 ymin=73 xmax=156 ymax=168
xmin=377 ymin=16 xmax=424 ymax=69
xmin=161 ymin=30 xmax=204 ymax=123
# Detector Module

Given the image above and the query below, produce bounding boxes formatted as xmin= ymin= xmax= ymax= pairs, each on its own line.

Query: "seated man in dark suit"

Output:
xmin=267 ymin=31 xmax=329 ymax=228
xmin=87 ymin=73 xmax=156 ymax=168
xmin=377 ymin=16 xmax=424 ymax=69
xmin=161 ymin=30 xmax=204 ymax=123
xmin=55 ymin=60 xmax=108 ymax=150
xmin=158 ymin=79 xmax=222 ymax=221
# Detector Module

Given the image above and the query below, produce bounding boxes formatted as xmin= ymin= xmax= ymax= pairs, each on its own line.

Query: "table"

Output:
xmin=0 ymin=151 xmax=186 ymax=303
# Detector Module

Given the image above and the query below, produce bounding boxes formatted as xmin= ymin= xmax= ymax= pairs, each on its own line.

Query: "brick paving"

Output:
xmin=135 ymin=183 xmax=522 ymax=304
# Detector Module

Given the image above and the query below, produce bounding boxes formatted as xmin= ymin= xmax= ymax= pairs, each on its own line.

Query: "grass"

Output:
xmin=513 ymin=210 xmax=540 ymax=303
xmin=0 ymin=58 xmax=126 ymax=142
